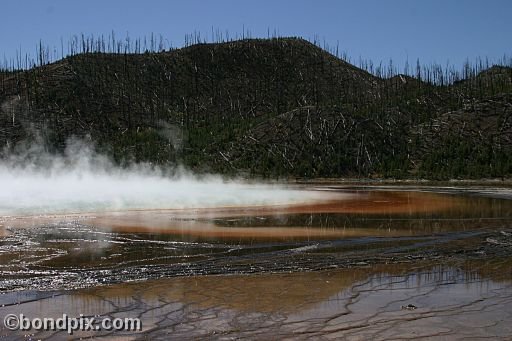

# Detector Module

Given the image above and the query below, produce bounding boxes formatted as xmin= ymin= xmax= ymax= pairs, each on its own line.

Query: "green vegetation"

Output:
xmin=1 ymin=35 xmax=511 ymax=179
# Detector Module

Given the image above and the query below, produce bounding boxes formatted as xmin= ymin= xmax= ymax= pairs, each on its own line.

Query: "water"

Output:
xmin=2 ymin=264 xmax=511 ymax=340
xmin=1 ymin=185 xmax=512 ymax=339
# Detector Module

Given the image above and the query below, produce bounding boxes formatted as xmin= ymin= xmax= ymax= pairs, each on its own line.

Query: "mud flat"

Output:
xmin=1 ymin=186 xmax=512 ymax=339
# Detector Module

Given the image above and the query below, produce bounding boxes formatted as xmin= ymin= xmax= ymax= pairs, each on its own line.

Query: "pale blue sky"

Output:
xmin=1 ymin=0 xmax=511 ymax=69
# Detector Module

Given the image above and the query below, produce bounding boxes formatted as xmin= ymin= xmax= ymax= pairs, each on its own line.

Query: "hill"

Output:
xmin=1 ymin=37 xmax=511 ymax=179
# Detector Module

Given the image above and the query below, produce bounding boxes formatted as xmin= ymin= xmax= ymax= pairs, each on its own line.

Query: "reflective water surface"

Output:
xmin=1 ymin=186 xmax=512 ymax=339
xmin=2 ymin=262 xmax=512 ymax=340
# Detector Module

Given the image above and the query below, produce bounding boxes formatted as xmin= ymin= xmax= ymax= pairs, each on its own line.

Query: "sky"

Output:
xmin=1 ymin=0 xmax=511 ymax=70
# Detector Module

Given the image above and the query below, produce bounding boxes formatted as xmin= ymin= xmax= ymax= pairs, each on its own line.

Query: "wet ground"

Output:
xmin=1 ymin=185 xmax=512 ymax=339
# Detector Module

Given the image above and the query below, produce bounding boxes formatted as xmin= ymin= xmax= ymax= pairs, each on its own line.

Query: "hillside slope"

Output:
xmin=1 ymin=37 xmax=511 ymax=178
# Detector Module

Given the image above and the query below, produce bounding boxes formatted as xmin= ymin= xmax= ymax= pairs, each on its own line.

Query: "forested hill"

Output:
xmin=1 ymin=37 xmax=511 ymax=179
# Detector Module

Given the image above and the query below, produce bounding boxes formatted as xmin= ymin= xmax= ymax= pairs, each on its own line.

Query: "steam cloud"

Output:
xmin=0 ymin=139 xmax=324 ymax=216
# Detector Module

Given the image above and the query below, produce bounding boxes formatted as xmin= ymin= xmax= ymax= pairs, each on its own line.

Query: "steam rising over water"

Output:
xmin=0 ymin=140 xmax=324 ymax=216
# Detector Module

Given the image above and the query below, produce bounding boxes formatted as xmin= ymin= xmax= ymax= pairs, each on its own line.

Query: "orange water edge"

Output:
xmin=0 ymin=190 xmax=464 ymax=240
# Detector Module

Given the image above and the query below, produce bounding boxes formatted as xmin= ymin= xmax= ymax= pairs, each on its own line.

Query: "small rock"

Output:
xmin=401 ymin=304 xmax=417 ymax=310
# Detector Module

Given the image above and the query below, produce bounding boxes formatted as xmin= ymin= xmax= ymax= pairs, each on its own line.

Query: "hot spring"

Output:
xmin=1 ymin=143 xmax=512 ymax=340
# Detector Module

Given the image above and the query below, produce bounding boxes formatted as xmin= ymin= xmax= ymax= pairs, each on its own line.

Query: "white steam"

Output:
xmin=0 ymin=139 xmax=323 ymax=216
